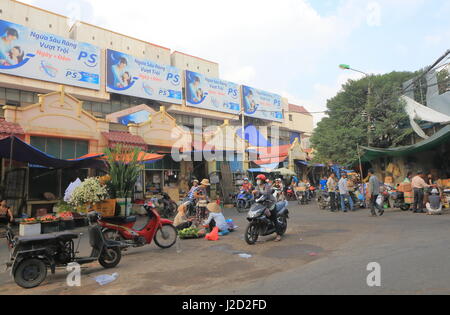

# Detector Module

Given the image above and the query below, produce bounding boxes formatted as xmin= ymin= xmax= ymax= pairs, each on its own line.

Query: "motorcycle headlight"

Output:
xmin=248 ymin=211 xmax=261 ymax=219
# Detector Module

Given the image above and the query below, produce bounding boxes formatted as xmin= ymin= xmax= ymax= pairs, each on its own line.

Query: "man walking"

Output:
xmin=327 ymin=173 xmax=338 ymax=212
xmin=411 ymin=170 xmax=429 ymax=213
xmin=368 ymin=169 xmax=383 ymax=217
xmin=338 ymin=173 xmax=354 ymax=212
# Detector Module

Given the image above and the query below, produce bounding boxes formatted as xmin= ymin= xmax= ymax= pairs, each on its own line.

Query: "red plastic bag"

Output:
xmin=205 ymin=227 xmax=220 ymax=241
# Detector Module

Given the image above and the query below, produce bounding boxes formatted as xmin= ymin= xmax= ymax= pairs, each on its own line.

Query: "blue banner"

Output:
xmin=106 ymin=49 xmax=182 ymax=104
xmin=0 ymin=19 xmax=100 ymax=90
xmin=242 ymin=85 xmax=283 ymax=122
xmin=185 ymin=70 xmax=241 ymax=114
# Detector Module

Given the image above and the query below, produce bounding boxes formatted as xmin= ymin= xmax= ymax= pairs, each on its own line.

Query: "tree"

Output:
xmin=311 ymin=71 xmax=417 ymax=166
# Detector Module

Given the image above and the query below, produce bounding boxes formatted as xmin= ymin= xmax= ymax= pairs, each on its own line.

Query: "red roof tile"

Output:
xmin=0 ymin=118 xmax=24 ymax=135
xmin=289 ymin=104 xmax=312 ymax=116
xmin=102 ymin=132 xmax=147 ymax=147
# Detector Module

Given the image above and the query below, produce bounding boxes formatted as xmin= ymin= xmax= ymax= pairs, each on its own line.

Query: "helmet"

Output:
xmin=276 ymin=178 xmax=282 ymax=182
xmin=256 ymin=174 xmax=267 ymax=181
xmin=244 ymin=178 xmax=249 ymax=181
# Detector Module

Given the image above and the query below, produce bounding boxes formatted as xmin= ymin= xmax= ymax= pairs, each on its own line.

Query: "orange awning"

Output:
xmin=99 ymin=151 xmax=165 ymax=164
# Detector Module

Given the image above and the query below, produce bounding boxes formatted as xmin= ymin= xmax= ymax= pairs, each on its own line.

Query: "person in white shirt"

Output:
xmin=338 ymin=173 xmax=354 ymax=212
xmin=203 ymin=202 xmax=229 ymax=232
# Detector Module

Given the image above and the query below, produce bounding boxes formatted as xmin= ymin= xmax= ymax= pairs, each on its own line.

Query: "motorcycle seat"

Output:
xmin=275 ymin=201 xmax=288 ymax=212
xmin=102 ymin=216 xmax=137 ymax=224
xmin=16 ymin=232 xmax=79 ymax=244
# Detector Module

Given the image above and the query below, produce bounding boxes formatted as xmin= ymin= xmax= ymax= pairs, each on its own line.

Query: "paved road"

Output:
xmin=213 ymin=207 xmax=450 ymax=295
xmin=1 ymin=202 xmax=450 ymax=295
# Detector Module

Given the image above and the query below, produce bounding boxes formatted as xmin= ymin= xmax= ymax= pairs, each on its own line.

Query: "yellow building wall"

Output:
xmin=171 ymin=51 xmax=219 ymax=77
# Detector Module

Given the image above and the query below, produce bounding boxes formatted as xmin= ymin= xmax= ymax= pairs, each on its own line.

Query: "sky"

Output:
xmin=19 ymin=0 xmax=450 ymax=125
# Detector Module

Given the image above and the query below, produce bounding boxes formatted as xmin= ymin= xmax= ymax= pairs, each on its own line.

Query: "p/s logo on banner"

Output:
xmin=78 ymin=51 xmax=98 ymax=68
xmin=166 ymin=73 xmax=180 ymax=86
xmin=228 ymin=88 xmax=239 ymax=100
xmin=66 ymin=70 xmax=82 ymax=81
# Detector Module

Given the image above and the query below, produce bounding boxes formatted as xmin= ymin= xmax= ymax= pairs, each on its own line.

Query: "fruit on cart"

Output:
xmin=57 ymin=212 xmax=74 ymax=220
xmin=21 ymin=218 xmax=38 ymax=225
xmin=39 ymin=215 xmax=59 ymax=222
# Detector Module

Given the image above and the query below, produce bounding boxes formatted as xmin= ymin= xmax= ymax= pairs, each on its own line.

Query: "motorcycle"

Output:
xmin=245 ymin=194 xmax=289 ymax=245
xmin=295 ymin=188 xmax=309 ymax=205
xmin=155 ymin=192 xmax=178 ymax=219
xmin=5 ymin=213 xmax=123 ymax=289
xmin=236 ymin=190 xmax=254 ymax=213
xmin=317 ymin=190 xmax=330 ymax=210
xmin=100 ymin=200 xmax=178 ymax=250
xmin=390 ymin=190 xmax=411 ymax=211
xmin=285 ymin=186 xmax=295 ymax=201
xmin=272 ymin=187 xmax=285 ymax=202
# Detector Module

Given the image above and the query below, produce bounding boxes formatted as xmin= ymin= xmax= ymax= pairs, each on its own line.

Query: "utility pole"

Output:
xmin=241 ymin=109 xmax=246 ymax=172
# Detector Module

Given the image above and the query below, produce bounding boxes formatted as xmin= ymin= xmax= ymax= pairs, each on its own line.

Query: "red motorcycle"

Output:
xmin=99 ymin=201 xmax=178 ymax=250
xmin=285 ymin=186 xmax=295 ymax=201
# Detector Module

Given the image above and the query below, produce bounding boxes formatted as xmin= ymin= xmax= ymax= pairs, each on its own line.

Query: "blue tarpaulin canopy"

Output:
xmin=0 ymin=136 xmax=106 ymax=169
xmin=236 ymin=125 xmax=272 ymax=147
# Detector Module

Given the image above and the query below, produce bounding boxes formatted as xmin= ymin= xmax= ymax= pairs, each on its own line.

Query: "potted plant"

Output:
xmin=104 ymin=145 xmax=143 ymax=216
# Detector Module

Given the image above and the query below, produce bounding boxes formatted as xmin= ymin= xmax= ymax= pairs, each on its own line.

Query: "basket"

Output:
xmin=295 ymin=187 xmax=307 ymax=192
xmin=92 ymin=199 xmax=117 ymax=217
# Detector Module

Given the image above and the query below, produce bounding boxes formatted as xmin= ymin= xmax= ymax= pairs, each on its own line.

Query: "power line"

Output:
xmin=402 ymin=49 xmax=450 ymax=94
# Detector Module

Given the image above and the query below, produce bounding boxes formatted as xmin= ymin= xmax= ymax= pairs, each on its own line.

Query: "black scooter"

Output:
xmin=6 ymin=213 xmax=123 ymax=289
xmin=245 ymin=194 xmax=289 ymax=245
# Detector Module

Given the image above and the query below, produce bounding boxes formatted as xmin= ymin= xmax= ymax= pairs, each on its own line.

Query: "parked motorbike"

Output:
xmin=317 ymin=190 xmax=330 ymax=210
xmin=389 ymin=190 xmax=411 ymax=211
xmin=100 ymin=201 xmax=178 ymax=250
xmin=155 ymin=192 xmax=178 ymax=219
xmin=236 ymin=190 xmax=254 ymax=213
xmin=245 ymin=194 xmax=289 ymax=245
xmin=6 ymin=213 xmax=122 ymax=289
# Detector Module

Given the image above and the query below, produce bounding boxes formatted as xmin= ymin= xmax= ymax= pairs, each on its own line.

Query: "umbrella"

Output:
xmin=270 ymin=168 xmax=296 ymax=176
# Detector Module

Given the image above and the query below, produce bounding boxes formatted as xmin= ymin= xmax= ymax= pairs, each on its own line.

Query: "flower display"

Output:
xmin=68 ymin=177 xmax=108 ymax=208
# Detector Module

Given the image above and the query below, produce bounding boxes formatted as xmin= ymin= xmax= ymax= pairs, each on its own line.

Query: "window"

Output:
xmin=289 ymin=115 xmax=293 ymax=122
xmin=30 ymin=137 xmax=89 ymax=159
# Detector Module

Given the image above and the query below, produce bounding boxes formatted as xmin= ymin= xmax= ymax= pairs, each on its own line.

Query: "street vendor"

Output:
xmin=174 ymin=202 xmax=193 ymax=230
xmin=194 ymin=179 xmax=211 ymax=222
xmin=426 ymin=189 xmax=442 ymax=215
xmin=186 ymin=179 xmax=199 ymax=201
xmin=203 ymin=203 xmax=229 ymax=232
xmin=194 ymin=179 xmax=211 ymax=202
xmin=402 ymin=172 xmax=414 ymax=206
xmin=0 ymin=200 xmax=14 ymax=224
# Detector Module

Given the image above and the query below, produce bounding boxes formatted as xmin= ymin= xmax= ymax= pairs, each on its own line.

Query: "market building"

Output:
xmin=0 ymin=0 xmax=314 ymax=215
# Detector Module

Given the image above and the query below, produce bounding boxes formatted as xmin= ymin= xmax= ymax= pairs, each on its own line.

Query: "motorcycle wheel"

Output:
xmin=245 ymin=223 xmax=259 ymax=245
xmin=154 ymin=224 xmax=178 ymax=249
xmin=99 ymin=247 xmax=122 ymax=269
xmin=236 ymin=200 xmax=247 ymax=213
xmin=278 ymin=216 xmax=288 ymax=236
xmin=400 ymin=204 xmax=411 ymax=211
xmin=14 ymin=258 xmax=47 ymax=289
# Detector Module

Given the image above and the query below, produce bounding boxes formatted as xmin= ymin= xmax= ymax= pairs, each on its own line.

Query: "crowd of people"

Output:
xmin=320 ymin=169 xmax=448 ymax=217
